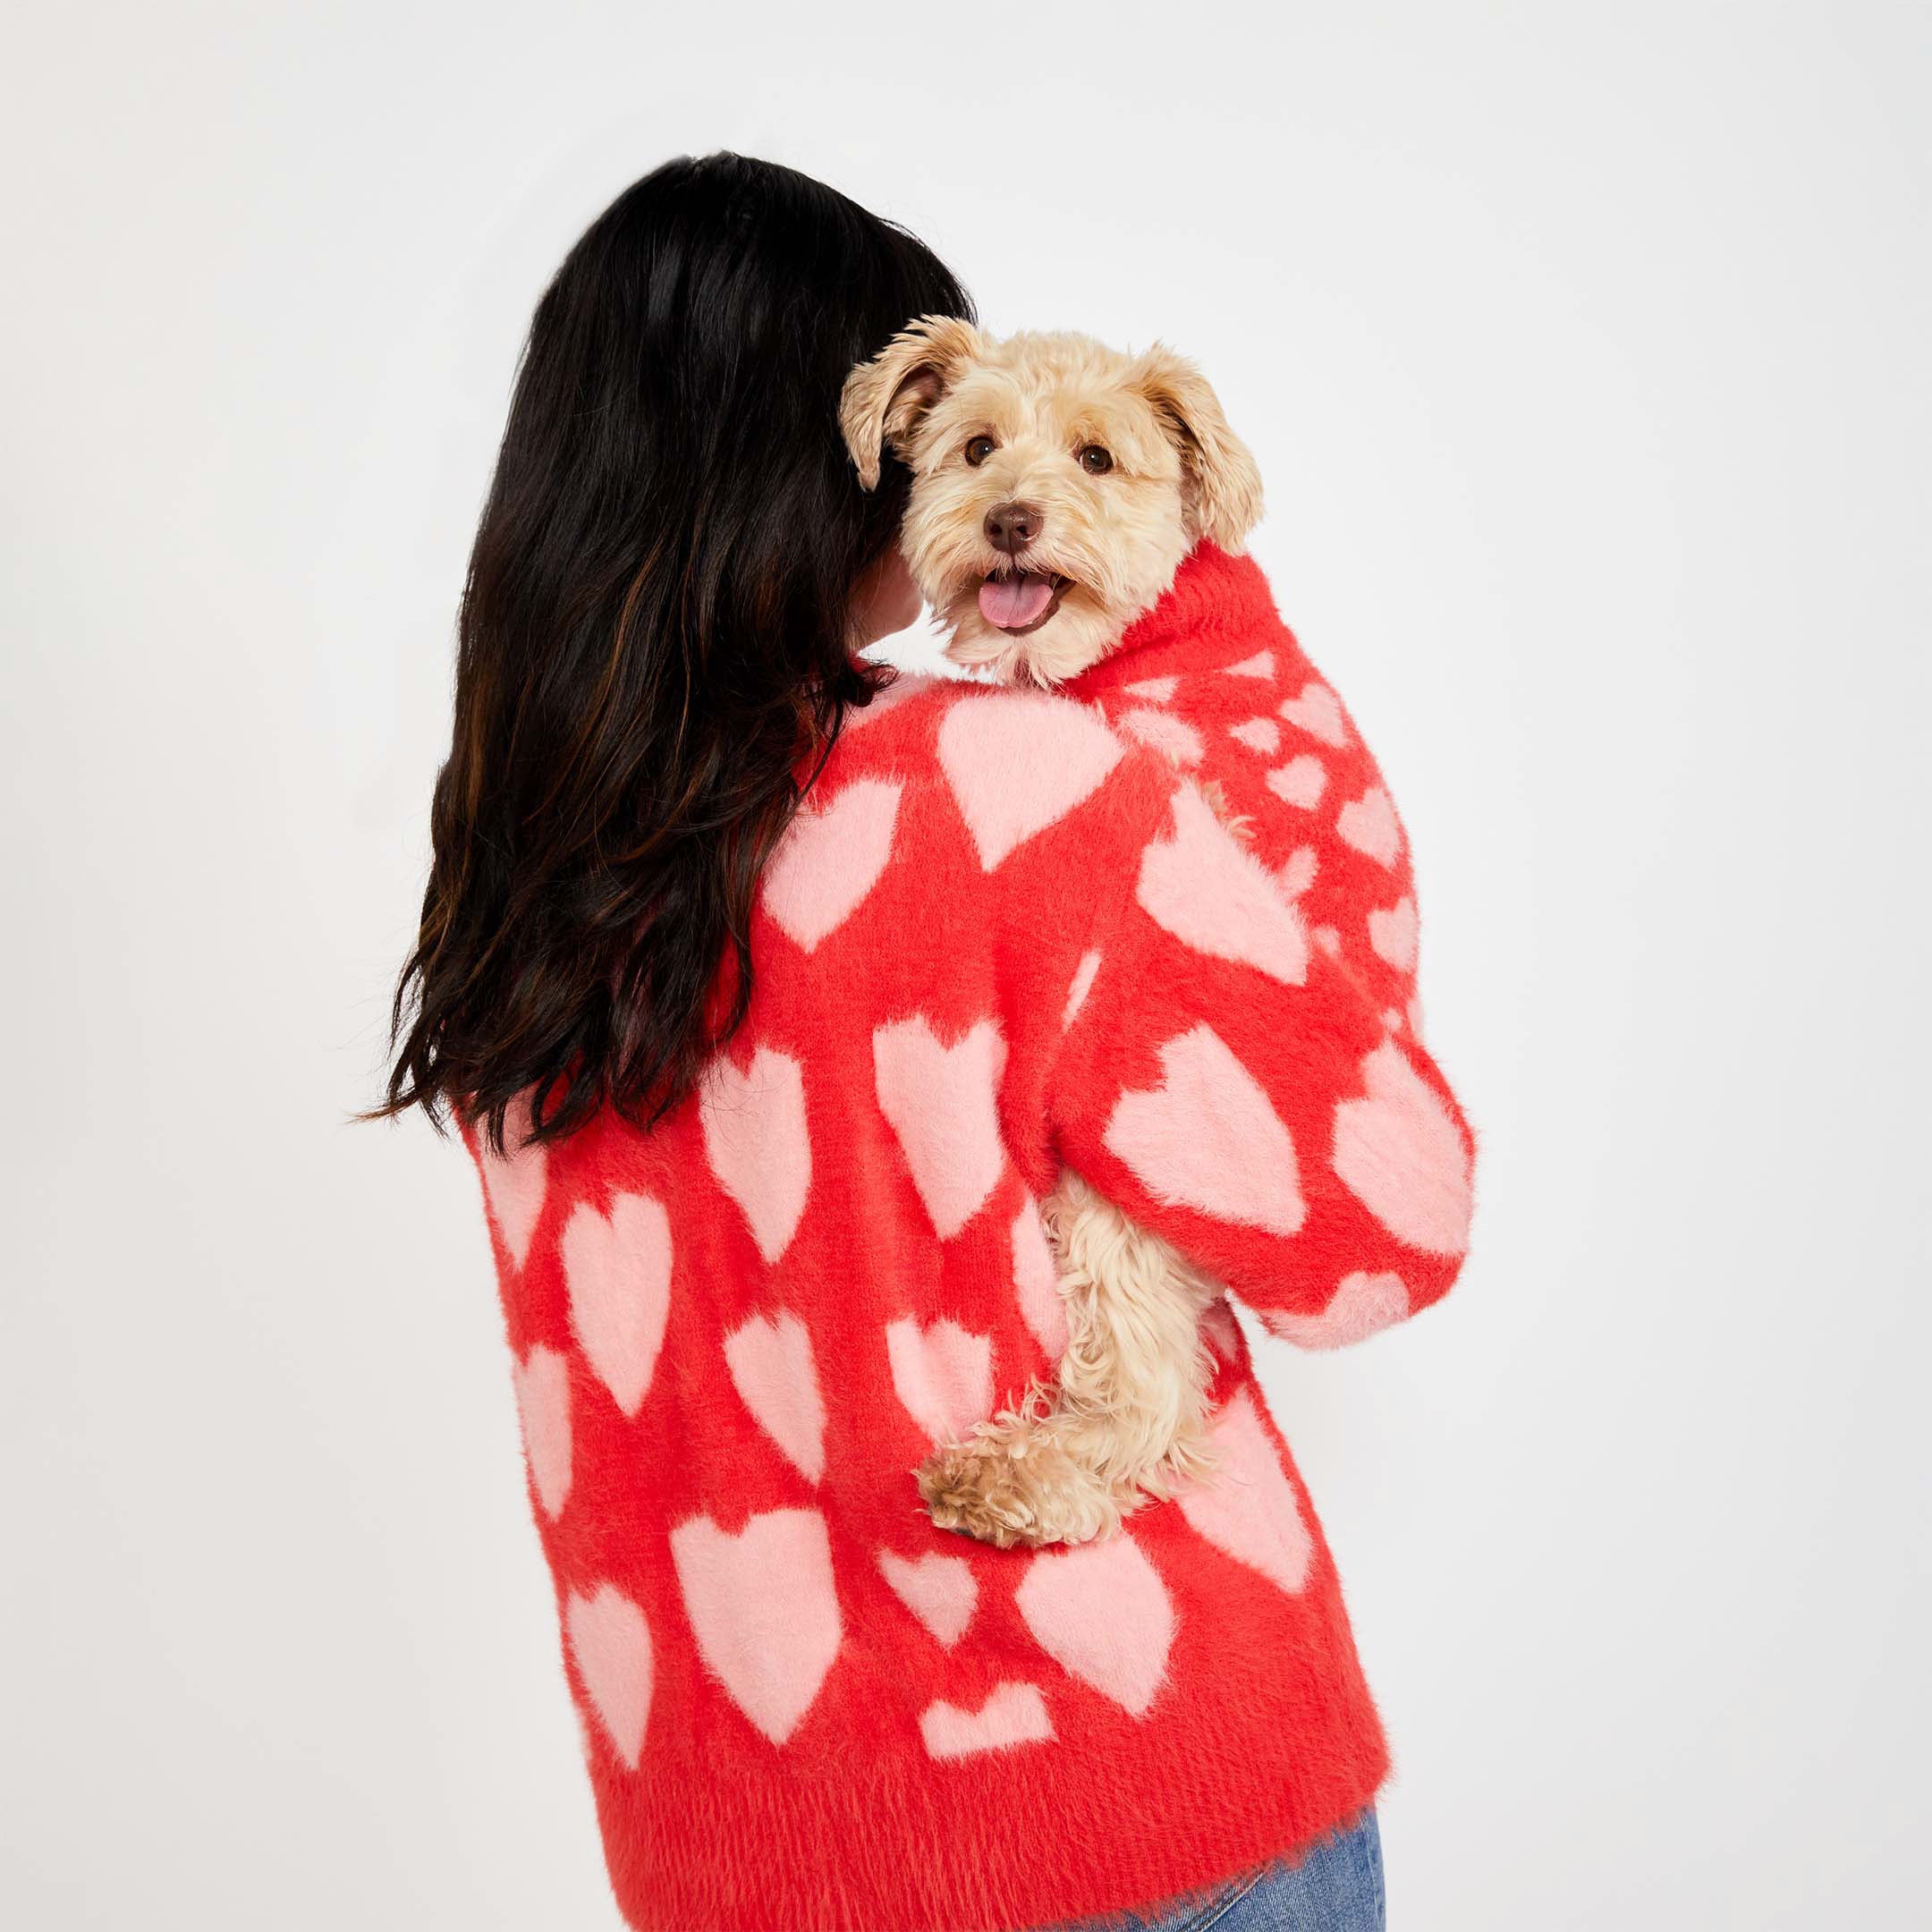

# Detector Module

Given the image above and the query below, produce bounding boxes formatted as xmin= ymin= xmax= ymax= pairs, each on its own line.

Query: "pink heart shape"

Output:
xmin=937 ymin=691 xmax=1123 ymax=870
xmin=699 ymin=1047 xmax=812 ymax=1265
xmin=566 ymin=1583 xmax=653 ymax=1769
xmin=1117 ymin=707 xmax=1205 ymax=767
xmin=510 ymin=1344 xmax=572 ymax=1519
xmin=478 ymin=1093 xmax=548 ymax=1267
xmin=1229 ymin=716 xmax=1281 ymax=756
xmin=1137 ymin=784 xmax=1309 ymax=986
xmin=1336 ymin=787 xmax=1403 ymax=868
xmin=723 ymin=1309 xmax=826 ymax=1484
xmin=919 ymin=1682 xmax=1055 ymax=1760
xmin=1279 ymin=681 xmax=1348 ymax=746
xmin=886 ymin=1316 xmax=994 ymax=1444
xmin=1224 ymin=649 xmax=1275 ymax=680
xmin=1263 ymin=1271 xmax=1411 ymax=1351
xmin=563 ymin=1193 xmax=672 ymax=1417
xmin=1015 ymin=1535 xmax=1175 ymax=1716
xmin=873 ymin=1016 xmax=1008 ymax=1241
xmin=1124 ymin=674 xmax=1179 ymax=702
xmin=1176 ymin=1390 xmax=1313 ymax=1594
xmin=878 ymin=1548 xmax=979 ymax=1648
xmin=1368 ymin=895 xmax=1419 ymax=971
xmin=1332 ymin=1041 xmax=1471 ymax=1256
xmin=669 ymin=1508 xmax=843 ymax=1746
xmin=1266 ymin=753 xmax=1327 ymax=810
xmin=1104 ymin=1025 xmax=1305 ymax=1237
xmin=760 ymin=777 xmax=902 ymax=953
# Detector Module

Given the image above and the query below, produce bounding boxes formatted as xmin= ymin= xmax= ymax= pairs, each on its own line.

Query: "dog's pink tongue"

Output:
xmin=979 ymin=573 xmax=1054 ymax=631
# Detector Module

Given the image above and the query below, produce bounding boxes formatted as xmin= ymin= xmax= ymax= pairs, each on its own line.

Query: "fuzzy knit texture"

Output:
xmin=466 ymin=543 xmax=1473 ymax=1932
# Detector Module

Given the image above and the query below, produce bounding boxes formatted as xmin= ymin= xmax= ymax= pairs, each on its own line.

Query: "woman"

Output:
xmin=384 ymin=154 xmax=1470 ymax=1930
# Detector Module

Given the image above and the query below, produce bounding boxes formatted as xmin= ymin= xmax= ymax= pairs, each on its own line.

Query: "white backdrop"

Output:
xmin=5 ymin=4 xmax=1927 ymax=1928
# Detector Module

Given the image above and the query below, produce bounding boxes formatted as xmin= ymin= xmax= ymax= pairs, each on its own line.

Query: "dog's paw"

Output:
xmin=916 ymin=1429 xmax=1122 ymax=1550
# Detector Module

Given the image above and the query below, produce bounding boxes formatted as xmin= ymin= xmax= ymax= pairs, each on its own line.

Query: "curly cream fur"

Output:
xmin=852 ymin=325 xmax=1268 ymax=1546
xmin=918 ymin=1172 xmax=1224 ymax=1547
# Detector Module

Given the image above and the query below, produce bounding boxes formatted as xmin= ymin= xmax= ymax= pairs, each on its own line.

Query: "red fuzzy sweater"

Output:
xmin=467 ymin=545 xmax=1472 ymax=1931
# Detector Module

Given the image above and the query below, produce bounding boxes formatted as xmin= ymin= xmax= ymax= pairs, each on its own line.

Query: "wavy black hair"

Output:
xmin=379 ymin=155 xmax=972 ymax=1148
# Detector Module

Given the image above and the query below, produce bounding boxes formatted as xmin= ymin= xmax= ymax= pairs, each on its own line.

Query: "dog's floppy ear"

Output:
xmin=1131 ymin=345 xmax=1265 ymax=553
xmin=840 ymin=314 xmax=984 ymax=490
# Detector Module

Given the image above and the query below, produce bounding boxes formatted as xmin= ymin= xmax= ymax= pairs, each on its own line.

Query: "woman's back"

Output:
xmin=470 ymin=674 xmax=1470 ymax=1932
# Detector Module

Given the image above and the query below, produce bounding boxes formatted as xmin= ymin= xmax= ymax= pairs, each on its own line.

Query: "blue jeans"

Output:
xmin=1054 ymin=1811 xmax=1385 ymax=1931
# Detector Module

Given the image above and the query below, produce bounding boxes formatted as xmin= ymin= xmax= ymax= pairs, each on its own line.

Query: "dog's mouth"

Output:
xmin=977 ymin=570 xmax=1071 ymax=635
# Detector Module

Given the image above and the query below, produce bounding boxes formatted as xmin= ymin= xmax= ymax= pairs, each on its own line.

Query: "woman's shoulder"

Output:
xmin=822 ymin=672 xmax=1180 ymax=876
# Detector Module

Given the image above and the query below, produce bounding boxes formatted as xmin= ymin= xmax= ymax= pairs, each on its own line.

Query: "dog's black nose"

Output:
xmin=984 ymin=502 xmax=1044 ymax=554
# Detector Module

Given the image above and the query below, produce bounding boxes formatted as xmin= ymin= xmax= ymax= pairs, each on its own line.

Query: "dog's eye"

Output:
xmin=964 ymin=436 xmax=997 ymax=467
xmin=1079 ymin=445 xmax=1114 ymax=475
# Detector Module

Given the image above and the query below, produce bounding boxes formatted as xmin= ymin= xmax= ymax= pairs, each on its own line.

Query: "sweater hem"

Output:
xmin=589 ymin=1701 xmax=1389 ymax=1931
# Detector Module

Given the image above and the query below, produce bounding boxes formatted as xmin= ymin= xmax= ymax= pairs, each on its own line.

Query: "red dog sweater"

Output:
xmin=467 ymin=543 xmax=1473 ymax=1931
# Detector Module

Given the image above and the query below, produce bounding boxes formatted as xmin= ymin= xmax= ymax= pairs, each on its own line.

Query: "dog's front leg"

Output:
xmin=916 ymin=1173 xmax=1220 ymax=1548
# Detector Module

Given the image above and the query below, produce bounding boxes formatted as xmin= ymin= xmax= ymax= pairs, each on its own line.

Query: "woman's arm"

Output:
xmin=1045 ymin=765 xmax=1474 ymax=1347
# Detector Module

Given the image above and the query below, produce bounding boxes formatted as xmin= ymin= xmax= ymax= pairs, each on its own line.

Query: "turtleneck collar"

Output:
xmin=1065 ymin=543 xmax=1287 ymax=696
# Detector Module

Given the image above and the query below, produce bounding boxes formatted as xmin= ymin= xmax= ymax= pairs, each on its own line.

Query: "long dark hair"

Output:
xmin=378 ymin=155 xmax=972 ymax=1148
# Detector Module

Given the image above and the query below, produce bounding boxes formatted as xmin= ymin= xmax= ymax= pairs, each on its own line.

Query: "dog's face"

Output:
xmin=841 ymin=321 xmax=1263 ymax=685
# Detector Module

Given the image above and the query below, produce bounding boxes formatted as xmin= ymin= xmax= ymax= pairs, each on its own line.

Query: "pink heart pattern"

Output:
xmin=878 ymin=1548 xmax=979 ymax=1648
xmin=1266 ymin=753 xmax=1327 ymax=810
xmin=873 ymin=1016 xmax=1007 ymax=1240
xmin=1280 ymin=681 xmax=1348 ymax=746
xmin=1124 ymin=674 xmax=1179 ymax=703
xmin=1368 ymin=895 xmax=1418 ymax=971
xmin=886 ymin=1316 xmax=994 ymax=1445
xmin=478 ymin=1092 xmax=547 ymax=1267
xmin=566 ymin=1583 xmax=654 ymax=1769
xmin=1105 ymin=1026 xmax=1306 ymax=1237
xmin=1332 ymin=1041 xmax=1472 ymax=1255
xmin=919 ymin=1683 xmax=1054 ymax=1761
xmin=699 ymin=1047 xmax=812 ymax=1265
xmin=724 ymin=1310 xmax=826 ymax=1484
xmin=1176 ymin=1391 xmax=1312 ymax=1594
xmin=1224 ymin=649 xmax=1275 ymax=679
xmin=937 ymin=691 xmax=1123 ymax=869
xmin=563 ymin=1193 xmax=672 ymax=1417
xmin=1335 ymin=787 xmax=1402 ymax=868
xmin=1137 ymin=784 xmax=1309 ymax=986
xmin=1117 ymin=707 xmax=1205 ymax=767
xmin=761 ymin=777 xmax=902 ymax=953
xmin=669 ymin=1508 xmax=843 ymax=1746
xmin=1229 ymin=716 xmax=1280 ymax=756
xmin=511 ymin=1343 xmax=572 ymax=1519
xmin=1262 ymin=1271 xmax=1411 ymax=1351
xmin=1015 ymin=1535 xmax=1175 ymax=1717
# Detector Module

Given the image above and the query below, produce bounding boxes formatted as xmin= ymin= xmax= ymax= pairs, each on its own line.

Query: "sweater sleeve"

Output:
xmin=1044 ymin=760 xmax=1474 ymax=1348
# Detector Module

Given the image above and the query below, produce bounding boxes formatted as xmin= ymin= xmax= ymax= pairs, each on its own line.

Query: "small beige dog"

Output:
xmin=841 ymin=318 xmax=1266 ymax=1547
